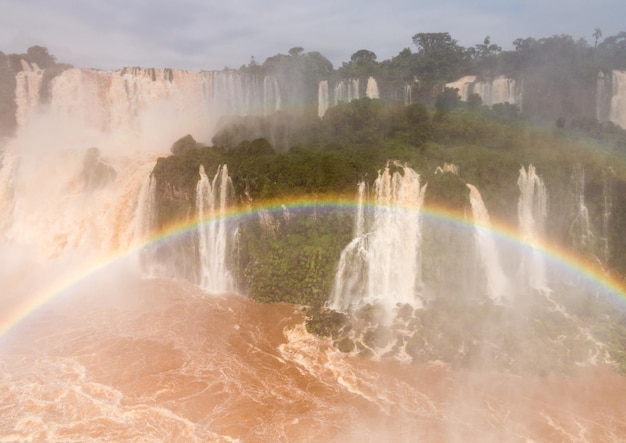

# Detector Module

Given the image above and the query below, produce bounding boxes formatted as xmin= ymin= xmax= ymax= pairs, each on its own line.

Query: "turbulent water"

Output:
xmin=2 ymin=60 xmax=626 ymax=442
xmin=2 ymin=273 xmax=626 ymax=442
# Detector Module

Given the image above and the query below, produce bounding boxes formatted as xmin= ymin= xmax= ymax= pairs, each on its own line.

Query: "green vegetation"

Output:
xmin=149 ymin=96 xmax=626 ymax=374
xmin=153 ymin=98 xmax=626 ymax=307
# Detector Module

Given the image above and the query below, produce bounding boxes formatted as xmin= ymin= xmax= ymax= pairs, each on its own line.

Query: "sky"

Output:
xmin=1 ymin=0 xmax=624 ymax=71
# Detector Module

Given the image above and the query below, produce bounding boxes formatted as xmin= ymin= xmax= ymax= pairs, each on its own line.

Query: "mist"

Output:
xmin=2 ymin=29 xmax=626 ymax=442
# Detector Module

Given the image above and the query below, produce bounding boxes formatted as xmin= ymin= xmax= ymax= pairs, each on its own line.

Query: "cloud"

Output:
xmin=0 ymin=0 xmax=624 ymax=70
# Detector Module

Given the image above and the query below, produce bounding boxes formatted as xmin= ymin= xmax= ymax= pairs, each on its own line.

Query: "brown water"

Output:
xmin=1 ymin=277 xmax=626 ymax=442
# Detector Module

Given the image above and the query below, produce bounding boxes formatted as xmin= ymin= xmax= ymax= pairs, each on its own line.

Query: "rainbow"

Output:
xmin=2 ymin=194 xmax=625 ymax=339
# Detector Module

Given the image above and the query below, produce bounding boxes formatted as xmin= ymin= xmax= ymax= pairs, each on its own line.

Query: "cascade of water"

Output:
xmin=404 ymin=84 xmax=412 ymax=106
xmin=330 ymin=182 xmax=368 ymax=312
xmin=206 ymin=70 xmax=281 ymax=117
xmin=568 ymin=167 xmax=594 ymax=254
xmin=471 ymin=76 xmax=521 ymax=108
xmin=467 ymin=184 xmax=511 ymax=303
xmin=318 ymin=80 xmax=329 ymax=118
xmin=134 ymin=174 xmax=159 ymax=274
xmin=354 ymin=181 xmax=366 ymax=238
xmin=596 ymin=71 xmax=611 ymax=123
xmin=601 ymin=170 xmax=614 ymax=265
xmin=609 ymin=71 xmax=626 ymax=130
xmin=330 ymin=163 xmax=426 ymax=319
xmin=333 ymin=78 xmax=360 ymax=105
xmin=445 ymin=76 xmax=477 ymax=101
xmin=196 ymin=165 xmax=235 ymax=294
xmin=133 ymin=174 xmax=157 ymax=246
xmin=13 ymin=67 xmax=282 ymax=148
xmin=0 ymin=150 xmax=18 ymax=237
xmin=445 ymin=75 xmax=522 ymax=109
xmin=0 ymin=93 xmax=163 ymax=261
xmin=1 ymin=64 xmax=279 ymax=281
xmin=517 ymin=165 xmax=549 ymax=292
xmin=14 ymin=66 xmax=43 ymax=127
xmin=365 ymin=77 xmax=379 ymax=99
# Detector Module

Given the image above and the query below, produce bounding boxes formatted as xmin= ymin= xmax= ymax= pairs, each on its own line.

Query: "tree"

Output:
xmin=350 ymin=49 xmax=377 ymax=64
xmin=474 ymin=36 xmax=502 ymax=58
xmin=412 ymin=32 xmax=462 ymax=58
xmin=467 ymin=93 xmax=482 ymax=109
xmin=597 ymin=31 xmax=626 ymax=69
xmin=288 ymin=47 xmax=304 ymax=57
xmin=593 ymin=28 xmax=603 ymax=49
xmin=25 ymin=45 xmax=55 ymax=69
xmin=338 ymin=49 xmax=379 ymax=79
xmin=411 ymin=32 xmax=467 ymax=100
xmin=435 ymin=87 xmax=461 ymax=115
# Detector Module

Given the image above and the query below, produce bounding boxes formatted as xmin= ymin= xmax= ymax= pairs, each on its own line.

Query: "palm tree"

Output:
xmin=593 ymin=28 xmax=603 ymax=49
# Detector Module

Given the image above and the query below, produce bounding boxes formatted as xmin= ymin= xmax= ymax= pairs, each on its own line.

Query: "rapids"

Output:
xmin=2 ymin=275 xmax=626 ymax=442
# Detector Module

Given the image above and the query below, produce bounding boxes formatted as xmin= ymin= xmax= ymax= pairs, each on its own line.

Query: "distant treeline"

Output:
xmin=239 ymin=31 xmax=626 ymax=123
xmin=2 ymin=30 xmax=626 ymax=137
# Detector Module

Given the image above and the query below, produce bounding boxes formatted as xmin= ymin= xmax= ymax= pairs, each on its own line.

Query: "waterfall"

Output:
xmin=597 ymin=70 xmax=626 ymax=129
xmin=134 ymin=174 xmax=157 ymax=246
xmin=14 ymin=64 xmax=43 ymax=127
xmin=0 ymin=136 xmax=159 ymax=259
xmin=2 ymin=62 xmax=278 ymax=263
xmin=472 ymin=76 xmax=522 ymax=108
xmin=445 ymin=75 xmax=522 ymax=109
xmin=404 ymin=84 xmax=412 ymax=106
xmin=601 ymin=170 xmax=613 ymax=265
xmin=206 ymin=70 xmax=281 ymax=116
xmin=445 ymin=76 xmax=477 ymax=101
xmin=330 ymin=182 xmax=367 ymax=311
xmin=318 ymin=80 xmax=329 ymax=118
xmin=354 ymin=181 xmax=366 ymax=238
xmin=517 ymin=165 xmax=549 ymax=292
xmin=365 ymin=77 xmax=379 ymax=99
xmin=609 ymin=71 xmax=626 ymax=129
xmin=568 ymin=167 xmax=594 ymax=254
xmin=596 ymin=71 xmax=611 ymax=123
xmin=467 ymin=184 xmax=511 ymax=303
xmin=196 ymin=165 xmax=235 ymax=294
xmin=134 ymin=174 xmax=160 ymax=275
xmin=318 ymin=77 xmax=379 ymax=117
xmin=12 ymin=66 xmax=282 ymax=148
xmin=333 ymin=78 xmax=360 ymax=105
xmin=330 ymin=162 xmax=426 ymax=320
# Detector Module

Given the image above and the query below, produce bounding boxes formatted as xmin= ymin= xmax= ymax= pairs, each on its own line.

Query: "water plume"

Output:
xmin=330 ymin=162 xmax=426 ymax=321
xmin=196 ymin=164 xmax=235 ymax=294
xmin=467 ymin=183 xmax=511 ymax=303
